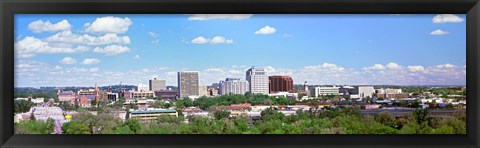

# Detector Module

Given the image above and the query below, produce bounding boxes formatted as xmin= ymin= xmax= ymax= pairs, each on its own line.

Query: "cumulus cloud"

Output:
xmin=14 ymin=60 xmax=466 ymax=87
xmin=85 ymin=16 xmax=133 ymax=34
xmin=93 ymin=45 xmax=130 ymax=56
xmin=254 ymin=25 xmax=276 ymax=35
xmin=28 ymin=19 xmax=72 ymax=33
xmin=59 ymin=57 xmax=77 ymax=65
xmin=430 ymin=29 xmax=449 ymax=35
xmin=433 ymin=14 xmax=464 ymax=23
xmin=15 ymin=36 xmax=91 ymax=58
xmin=386 ymin=62 xmax=401 ymax=69
xmin=81 ymin=58 xmax=101 ymax=65
xmin=407 ymin=65 xmax=426 ymax=72
xmin=363 ymin=64 xmax=385 ymax=70
xmin=191 ymin=36 xmax=233 ymax=44
xmin=44 ymin=31 xmax=131 ymax=45
xmin=188 ymin=14 xmax=253 ymax=20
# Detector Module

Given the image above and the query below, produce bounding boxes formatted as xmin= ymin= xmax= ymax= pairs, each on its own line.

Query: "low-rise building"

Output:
xmin=31 ymin=98 xmax=45 ymax=104
xmin=128 ymin=109 xmax=178 ymax=121
xmin=154 ymin=90 xmax=178 ymax=100
xmin=58 ymin=90 xmax=76 ymax=102
xmin=314 ymin=86 xmax=341 ymax=97
xmin=130 ymin=91 xmax=155 ymax=98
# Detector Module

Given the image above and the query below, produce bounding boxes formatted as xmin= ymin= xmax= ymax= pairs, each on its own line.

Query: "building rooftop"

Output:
xmin=130 ymin=109 xmax=177 ymax=114
xmin=58 ymin=91 xmax=75 ymax=95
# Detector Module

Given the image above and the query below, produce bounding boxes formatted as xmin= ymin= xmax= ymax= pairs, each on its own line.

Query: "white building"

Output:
xmin=314 ymin=86 xmax=341 ymax=97
xmin=31 ymin=98 xmax=45 ymax=104
xmin=358 ymin=86 xmax=375 ymax=99
xmin=219 ymin=78 xmax=249 ymax=95
xmin=137 ymin=83 xmax=149 ymax=92
xmin=246 ymin=67 xmax=269 ymax=95
xmin=268 ymin=91 xmax=298 ymax=99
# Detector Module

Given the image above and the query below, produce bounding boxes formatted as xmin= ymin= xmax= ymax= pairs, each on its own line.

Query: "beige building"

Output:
xmin=177 ymin=71 xmax=199 ymax=99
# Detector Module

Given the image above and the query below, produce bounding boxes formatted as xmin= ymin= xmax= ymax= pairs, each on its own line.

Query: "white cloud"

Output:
xmin=204 ymin=68 xmax=224 ymax=73
xmin=264 ymin=66 xmax=276 ymax=73
xmin=85 ymin=16 xmax=133 ymax=34
xmin=148 ymin=32 xmax=158 ymax=38
xmin=386 ymin=62 xmax=401 ymax=69
xmin=436 ymin=63 xmax=455 ymax=69
xmin=433 ymin=14 xmax=464 ymax=23
xmin=407 ymin=65 xmax=426 ymax=72
xmin=188 ymin=14 xmax=253 ymax=20
xmin=54 ymin=65 xmax=63 ymax=70
xmin=430 ymin=29 xmax=449 ymax=35
xmin=151 ymin=39 xmax=160 ymax=44
xmin=254 ymin=25 xmax=276 ymax=35
xmin=15 ymin=36 xmax=91 ymax=58
xmin=59 ymin=57 xmax=77 ymax=65
xmin=133 ymin=54 xmax=141 ymax=59
xmin=210 ymin=36 xmax=233 ymax=44
xmin=191 ymin=36 xmax=209 ymax=44
xmin=304 ymin=63 xmax=345 ymax=71
xmin=93 ymin=45 xmax=130 ymax=56
xmin=191 ymin=36 xmax=233 ymax=44
xmin=363 ymin=64 xmax=385 ymax=70
xmin=45 ymin=31 xmax=131 ymax=46
xmin=28 ymin=19 xmax=72 ymax=33
xmin=81 ymin=58 xmax=101 ymax=65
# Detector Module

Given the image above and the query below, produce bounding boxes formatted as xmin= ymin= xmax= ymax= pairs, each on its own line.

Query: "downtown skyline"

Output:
xmin=14 ymin=14 xmax=466 ymax=87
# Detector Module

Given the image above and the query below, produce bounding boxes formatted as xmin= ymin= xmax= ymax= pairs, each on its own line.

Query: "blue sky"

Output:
xmin=14 ymin=14 xmax=466 ymax=87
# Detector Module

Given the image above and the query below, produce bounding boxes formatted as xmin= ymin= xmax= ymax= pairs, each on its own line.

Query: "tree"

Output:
xmin=62 ymin=121 xmax=91 ymax=134
xmin=15 ymin=119 xmax=55 ymax=134
xmin=374 ymin=112 xmax=398 ymax=128
xmin=413 ymin=109 xmax=429 ymax=124
xmin=213 ymin=110 xmax=231 ymax=120
xmin=122 ymin=119 xmax=142 ymax=134
xmin=14 ymin=100 xmax=34 ymax=113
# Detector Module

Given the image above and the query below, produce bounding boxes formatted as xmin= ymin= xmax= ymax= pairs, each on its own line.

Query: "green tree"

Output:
xmin=14 ymin=119 xmax=55 ymax=134
xmin=413 ymin=109 xmax=429 ymax=124
xmin=213 ymin=110 xmax=231 ymax=120
xmin=62 ymin=121 xmax=91 ymax=134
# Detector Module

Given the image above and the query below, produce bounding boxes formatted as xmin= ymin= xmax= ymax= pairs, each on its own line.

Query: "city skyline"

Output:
xmin=14 ymin=14 xmax=466 ymax=87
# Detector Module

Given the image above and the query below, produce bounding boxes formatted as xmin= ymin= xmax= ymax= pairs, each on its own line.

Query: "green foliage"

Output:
xmin=62 ymin=121 xmax=91 ymax=134
xmin=15 ymin=119 xmax=55 ymax=134
xmin=14 ymin=100 xmax=34 ymax=113
xmin=413 ymin=109 xmax=429 ymax=124
xmin=213 ymin=110 xmax=231 ymax=120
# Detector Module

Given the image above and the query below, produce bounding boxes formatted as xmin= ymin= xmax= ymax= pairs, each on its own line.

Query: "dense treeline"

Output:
xmin=15 ymin=107 xmax=466 ymax=134
xmin=14 ymin=100 xmax=35 ymax=113
xmin=176 ymin=93 xmax=296 ymax=110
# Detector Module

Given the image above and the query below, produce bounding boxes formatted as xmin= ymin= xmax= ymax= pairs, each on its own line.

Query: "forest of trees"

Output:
xmin=176 ymin=93 xmax=296 ymax=110
xmin=15 ymin=107 xmax=466 ymax=134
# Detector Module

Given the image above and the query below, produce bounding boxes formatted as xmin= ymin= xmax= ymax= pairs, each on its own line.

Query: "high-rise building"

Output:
xmin=246 ymin=67 xmax=269 ymax=94
xmin=219 ymin=78 xmax=249 ymax=95
xmin=177 ymin=71 xmax=199 ymax=99
xmin=149 ymin=78 xmax=166 ymax=91
xmin=269 ymin=76 xmax=294 ymax=93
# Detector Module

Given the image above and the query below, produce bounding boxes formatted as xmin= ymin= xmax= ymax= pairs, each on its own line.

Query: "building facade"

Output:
xmin=58 ymin=90 xmax=76 ymax=102
xmin=314 ymin=86 xmax=341 ymax=97
xmin=154 ymin=90 xmax=178 ymax=100
xmin=269 ymin=76 xmax=294 ymax=93
xmin=149 ymin=78 xmax=166 ymax=91
xmin=358 ymin=86 xmax=375 ymax=99
xmin=246 ymin=67 xmax=269 ymax=94
xmin=130 ymin=91 xmax=155 ymax=98
xmin=219 ymin=78 xmax=249 ymax=95
xmin=177 ymin=71 xmax=200 ymax=99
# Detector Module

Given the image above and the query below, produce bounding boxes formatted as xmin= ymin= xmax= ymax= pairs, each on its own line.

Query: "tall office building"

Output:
xmin=269 ymin=76 xmax=294 ymax=93
xmin=219 ymin=78 xmax=249 ymax=95
xmin=246 ymin=67 xmax=269 ymax=94
xmin=177 ymin=71 xmax=199 ymax=99
xmin=149 ymin=78 xmax=166 ymax=91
